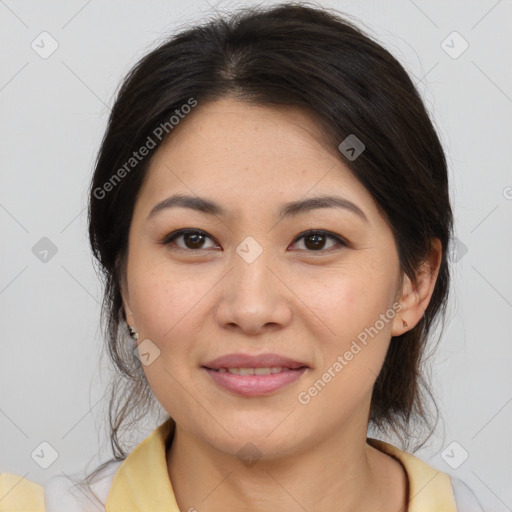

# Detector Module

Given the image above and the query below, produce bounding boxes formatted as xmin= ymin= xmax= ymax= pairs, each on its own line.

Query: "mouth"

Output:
xmin=202 ymin=352 xmax=309 ymax=371
xmin=205 ymin=366 xmax=306 ymax=375
xmin=201 ymin=353 xmax=310 ymax=396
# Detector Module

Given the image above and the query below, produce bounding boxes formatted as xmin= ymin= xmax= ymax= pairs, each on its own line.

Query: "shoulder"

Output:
xmin=0 ymin=473 xmax=44 ymax=511
xmin=44 ymin=461 xmax=122 ymax=512
xmin=0 ymin=461 xmax=122 ymax=512
xmin=450 ymin=476 xmax=485 ymax=512
xmin=367 ymin=438 xmax=483 ymax=512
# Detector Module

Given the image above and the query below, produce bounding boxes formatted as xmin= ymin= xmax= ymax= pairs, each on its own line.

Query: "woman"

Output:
xmin=0 ymin=2 xmax=484 ymax=510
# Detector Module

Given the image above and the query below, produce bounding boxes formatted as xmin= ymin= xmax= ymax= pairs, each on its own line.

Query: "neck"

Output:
xmin=166 ymin=421 xmax=407 ymax=512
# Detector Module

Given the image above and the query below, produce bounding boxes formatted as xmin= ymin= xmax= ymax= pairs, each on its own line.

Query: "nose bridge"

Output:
xmin=215 ymin=234 xmax=292 ymax=332
xmin=232 ymin=235 xmax=276 ymax=299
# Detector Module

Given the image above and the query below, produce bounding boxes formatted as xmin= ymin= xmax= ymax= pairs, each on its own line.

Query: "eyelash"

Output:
xmin=160 ymin=229 xmax=348 ymax=254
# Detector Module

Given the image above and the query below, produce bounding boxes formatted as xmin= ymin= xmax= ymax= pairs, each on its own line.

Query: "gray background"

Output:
xmin=1 ymin=0 xmax=511 ymax=510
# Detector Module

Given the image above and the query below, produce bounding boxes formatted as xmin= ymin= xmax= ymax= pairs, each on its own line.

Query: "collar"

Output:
xmin=106 ymin=418 xmax=179 ymax=512
xmin=367 ymin=438 xmax=457 ymax=511
xmin=106 ymin=419 xmax=457 ymax=512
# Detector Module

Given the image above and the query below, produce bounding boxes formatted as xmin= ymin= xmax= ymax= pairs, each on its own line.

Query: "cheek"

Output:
xmin=291 ymin=265 xmax=395 ymax=340
xmin=295 ymin=278 xmax=393 ymax=422
xmin=127 ymin=265 xmax=207 ymax=413
xmin=292 ymin=267 xmax=395 ymax=391
xmin=129 ymin=260 xmax=207 ymax=340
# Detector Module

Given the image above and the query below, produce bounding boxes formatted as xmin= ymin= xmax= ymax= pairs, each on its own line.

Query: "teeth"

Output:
xmin=219 ymin=367 xmax=284 ymax=375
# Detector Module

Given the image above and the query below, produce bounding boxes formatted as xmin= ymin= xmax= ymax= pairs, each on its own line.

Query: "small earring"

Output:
xmin=402 ymin=319 xmax=408 ymax=328
xmin=128 ymin=324 xmax=139 ymax=341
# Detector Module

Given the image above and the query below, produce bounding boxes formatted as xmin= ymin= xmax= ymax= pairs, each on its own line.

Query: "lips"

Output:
xmin=202 ymin=352 xmax=309 ymax=371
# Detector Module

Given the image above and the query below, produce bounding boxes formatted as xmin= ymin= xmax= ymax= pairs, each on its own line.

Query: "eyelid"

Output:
xmin=160 ymin=228 xmax=348 ymax=252
xmin=160 ymin=228 xmax=219 ymax=248
xmin=290 ymin=229 xmax=348 ymax=250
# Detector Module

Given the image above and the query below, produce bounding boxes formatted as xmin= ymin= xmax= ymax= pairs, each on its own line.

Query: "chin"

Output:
xmin=198 ymin=420 xmax=307 ymax=460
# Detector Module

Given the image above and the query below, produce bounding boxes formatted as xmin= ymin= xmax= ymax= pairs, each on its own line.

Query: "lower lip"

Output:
xmin=203 ymin=367 xmax=307 ymax=396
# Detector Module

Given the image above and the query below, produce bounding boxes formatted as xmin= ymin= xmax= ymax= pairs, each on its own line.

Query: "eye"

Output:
xmin=161 ymin=229 xmax=219 ymax=251
xmin=160 ymin=228 xmax=347 ymax=253
xmin=289 ymin=229 xmax=347 ymax=252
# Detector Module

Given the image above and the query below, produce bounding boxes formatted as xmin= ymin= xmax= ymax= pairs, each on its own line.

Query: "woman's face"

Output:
xmin=121 ymin=96 xmax=407 ymax=457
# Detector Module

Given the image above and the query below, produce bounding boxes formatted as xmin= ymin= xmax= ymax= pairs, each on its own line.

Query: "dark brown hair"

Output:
xmin=82 ymin=0 xmax=453 ymax=500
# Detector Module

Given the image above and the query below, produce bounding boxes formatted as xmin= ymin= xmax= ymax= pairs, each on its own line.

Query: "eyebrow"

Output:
xmin=147 ymin=193 xmax=369 ymax=223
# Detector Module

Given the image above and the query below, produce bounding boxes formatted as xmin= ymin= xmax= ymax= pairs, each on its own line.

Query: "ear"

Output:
xmin=391 ymin=238 xmax=443 ymax=336
xmin=117 ymin=255 xmax=133 ymax=325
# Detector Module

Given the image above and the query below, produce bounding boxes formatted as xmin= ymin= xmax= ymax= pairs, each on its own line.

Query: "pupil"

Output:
xmin=186 ymin=233 xmax=204 ymax=248
xmin=305 ymin=234 xmax=325 ymax=250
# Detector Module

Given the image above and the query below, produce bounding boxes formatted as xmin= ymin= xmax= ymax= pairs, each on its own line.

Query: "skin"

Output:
xmin=120 ymin=96 xmax=442 ymax=512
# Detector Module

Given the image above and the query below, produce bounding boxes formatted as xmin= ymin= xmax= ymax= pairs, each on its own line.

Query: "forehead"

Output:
xmin=156 ymin=97 xmax=337 ymax=167
xmin=136 ymin=97 xmax=378 ymax=221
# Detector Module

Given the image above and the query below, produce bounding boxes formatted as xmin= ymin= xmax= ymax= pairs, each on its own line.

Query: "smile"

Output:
xmin=202 ymin=366 xmax=308 ymax=396
xmin=214 ymin=366 xmax=292 ymax=375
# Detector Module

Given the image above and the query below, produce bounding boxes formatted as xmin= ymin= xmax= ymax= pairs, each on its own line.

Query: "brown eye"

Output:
xmin=161 ymin=228 xmax=346 ymax=253
xmin=291 ymin=230 xmax=346 ymax=252
xmin=162 ymin=229 xmax=218 ymax=250
xmin=182 ymin=232 xmax=207 ymax=249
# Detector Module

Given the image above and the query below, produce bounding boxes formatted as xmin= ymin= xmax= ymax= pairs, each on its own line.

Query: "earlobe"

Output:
xmin=391 ymin=273 xmax=413 ymax=336
xmin=391 ymin=238 xmax=442 ymax=336
xmin=121 ymin=291 xmax=138 ymax=340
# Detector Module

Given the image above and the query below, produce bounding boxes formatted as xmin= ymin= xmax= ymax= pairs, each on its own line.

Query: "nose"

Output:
xmin=214 ymin=248 xmax=293 ymax=336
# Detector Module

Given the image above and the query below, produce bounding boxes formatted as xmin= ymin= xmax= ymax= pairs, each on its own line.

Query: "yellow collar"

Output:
xmin=367 ymin=438 xmax=457 ymax=512
xmin=106 ymin=419 xmax=457 ymax=512
xmin=106 ymin=419 xmax=179 ymax=511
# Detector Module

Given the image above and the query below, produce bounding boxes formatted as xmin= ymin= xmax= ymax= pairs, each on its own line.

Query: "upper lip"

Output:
xmin=202 ymin=353 xmax=309 ymax=370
